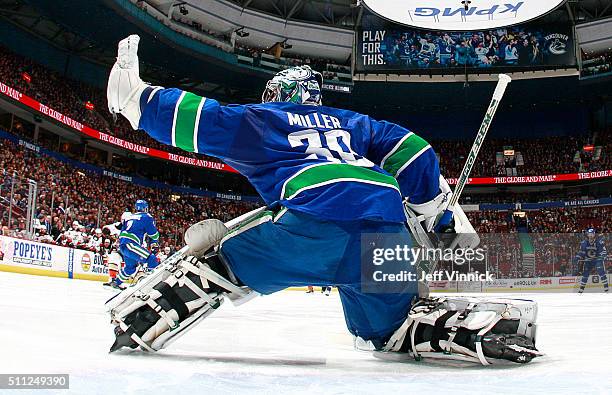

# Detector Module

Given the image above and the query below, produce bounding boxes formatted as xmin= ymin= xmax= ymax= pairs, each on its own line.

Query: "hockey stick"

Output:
xmin=435 ymin=74 xmax=511 ymax=232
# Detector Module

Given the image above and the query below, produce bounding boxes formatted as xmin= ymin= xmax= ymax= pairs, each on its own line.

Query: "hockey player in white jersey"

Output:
xmin=105 ymin=35 xmax=541 ymax=364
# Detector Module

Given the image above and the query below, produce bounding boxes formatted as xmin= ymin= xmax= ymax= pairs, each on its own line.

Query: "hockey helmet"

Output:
xmin=262 ymin=65 xmax=323 ymax=106
xmin=586 ymin=228 xmax=596 ymax=240
xmin=135 ymin=199 xmax=149 ymax=213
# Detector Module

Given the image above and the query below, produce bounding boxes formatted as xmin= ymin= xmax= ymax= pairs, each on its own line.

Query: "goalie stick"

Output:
xmin=435 ymin=74 xmax=512 ymax=232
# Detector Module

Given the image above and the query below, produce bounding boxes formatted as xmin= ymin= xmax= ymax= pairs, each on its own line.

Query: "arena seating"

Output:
xmin=1 ymin=46 xmax=609 ymax=179
xmin=0 ymin=139 xmax=257 ymax=252
xmin=0 ymin=47 xmax=218 ymax=162
xmin=581 ymin=50 xmax=612 ymax=78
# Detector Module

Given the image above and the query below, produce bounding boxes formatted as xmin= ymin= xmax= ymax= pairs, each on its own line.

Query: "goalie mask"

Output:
xmin=261 ymin=65 xmax=323 ymax=106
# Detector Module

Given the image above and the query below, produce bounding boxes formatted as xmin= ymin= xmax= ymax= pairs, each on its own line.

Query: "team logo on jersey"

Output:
xmin=586 ymin=247 xmax=598 ymax=259
xmin=544 ymin=34 xmax=569 ymax=56
xmin=81 ymin=253 xmax=91 ymax=272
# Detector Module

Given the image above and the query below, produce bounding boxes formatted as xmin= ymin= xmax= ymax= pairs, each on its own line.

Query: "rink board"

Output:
xmin=0 ymin=235 xmax=114 ymax=282
xmin=0 ymin=235 xmax=605 ymax=292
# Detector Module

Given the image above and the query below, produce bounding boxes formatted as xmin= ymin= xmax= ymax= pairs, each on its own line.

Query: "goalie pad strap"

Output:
xmin=183 ymin=276 xmax=217 ymax=305
xmin=446 ymin=302 xmax=475 ymax=353
xmin=431 ymin=310 xmax=459 ymax=352
xmin=474 ymin=315 xmax=504 ymax=365
xmin=154 ymin=282 xmax=189 ymax=320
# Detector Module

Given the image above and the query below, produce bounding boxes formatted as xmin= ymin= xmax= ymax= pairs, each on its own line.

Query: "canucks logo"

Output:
xmin=544 ymin=33 xmax=569 ymax=56
xmin=586 ymin=248 xmax=598 ymax=259
xmin=548 ymin=39 xmax=566 ymax=55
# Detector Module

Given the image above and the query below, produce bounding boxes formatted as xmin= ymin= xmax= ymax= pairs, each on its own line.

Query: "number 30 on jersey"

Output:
xmin=288 ymin=129 xmax=373 ymax=167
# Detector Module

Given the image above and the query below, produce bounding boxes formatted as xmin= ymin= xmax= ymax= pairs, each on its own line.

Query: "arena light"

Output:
xmin=360 ymin=0 xmax=566 ymax=31
xmin=583 ymin=145 xmax=594 ymax=152
xmin=21 ymin=71 xmax=31 ymax=83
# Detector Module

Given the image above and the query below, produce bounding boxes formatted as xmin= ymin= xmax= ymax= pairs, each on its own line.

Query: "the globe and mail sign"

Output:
xmin=361 ymin=1 xmax=567 ymax=31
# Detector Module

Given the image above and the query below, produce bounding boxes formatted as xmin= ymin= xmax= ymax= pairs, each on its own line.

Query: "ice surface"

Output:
xmin=0 ymin=271 xmax=610 ymax=394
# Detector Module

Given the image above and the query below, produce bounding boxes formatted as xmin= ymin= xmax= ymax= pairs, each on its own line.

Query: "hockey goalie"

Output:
xmin=105 ymin=35 xmax=541 ymax=365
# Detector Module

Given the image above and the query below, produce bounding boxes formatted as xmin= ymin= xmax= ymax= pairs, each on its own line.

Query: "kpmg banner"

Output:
xmin=356 ymin=19 xmax=576 ymax=72
xmin=361 ymin=0 xmax=566 ymax=31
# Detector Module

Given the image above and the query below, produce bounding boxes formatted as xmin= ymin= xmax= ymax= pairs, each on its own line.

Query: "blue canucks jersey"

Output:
xmin=139 ymin=88 xmax=440 ymax=223
xmin=119 ymin=212 xmax=160 ymax=246
xmin=575 ymin=237 xmax=607 ymax=262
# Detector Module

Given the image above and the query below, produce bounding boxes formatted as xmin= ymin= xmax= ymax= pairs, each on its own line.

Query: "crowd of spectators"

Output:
xmin=464 ymin=206 xmax=612 ymax=235
xmin=1 ymin=45 xmax=609 ymax=180
xmin=3 ymin=116 xmax=254 ymax=195
xmin=442 ymin=213 xmax=611 ymax=278
xmin=378 ymin=26 xmax=569 ymax=69
xmin=1 ymin=136 xmax=610 ymax=281
xmin=433 ymin=131 xmax=610 ymax=177
xmin=0 ymin=139 xmax=257 ymax=253
xmin=581 ymin=50 xmax=612 ymax=78
xmin=526 ymin=206 xmax=612 ymax=233
xmin=0 ymin=45 xmax=221 ymax=163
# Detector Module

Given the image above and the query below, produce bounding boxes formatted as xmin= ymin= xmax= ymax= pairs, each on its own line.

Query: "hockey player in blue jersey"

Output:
xmin=573 ymin=228 xmax=608 ymax=293
xmin=109 ymin=199 xmax=160 ymax=290
xmin=105 ymin=35 xmax=541 ymax=364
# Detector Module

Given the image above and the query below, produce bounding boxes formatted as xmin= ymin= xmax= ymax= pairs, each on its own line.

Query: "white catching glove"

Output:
xmin=107 ymin=34 xmax=159 ymax=130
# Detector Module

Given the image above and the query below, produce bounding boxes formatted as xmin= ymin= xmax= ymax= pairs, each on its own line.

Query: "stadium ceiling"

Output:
xmin=218 ymin=0 xmax=612 ymax=28
xmin=0 ymin=0 xmax=265 ymax=101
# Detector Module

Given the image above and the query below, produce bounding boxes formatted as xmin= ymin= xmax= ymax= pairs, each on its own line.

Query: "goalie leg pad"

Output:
xmin=107 ymin=252 xmax=256 ymax=352
xmin=376 ymin=296 xmax=541 ymax=365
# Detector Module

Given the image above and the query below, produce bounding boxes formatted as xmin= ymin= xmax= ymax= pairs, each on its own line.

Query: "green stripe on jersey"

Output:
xmin=126 ymin=243 xmax=150 ymax=258
xmin=174 ymin=92 xmax=204 ymax=152
xmin=119 ymin=231 xmax=141 ymax=244
xmin=382 ymin=134 xmax=430 ymax=177
xmin=282 ymin=163 xmax=400 ymax=200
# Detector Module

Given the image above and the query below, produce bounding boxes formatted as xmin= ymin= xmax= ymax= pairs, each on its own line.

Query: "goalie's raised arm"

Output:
xmin=107 ymin=34 xmax=248 ymax=163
